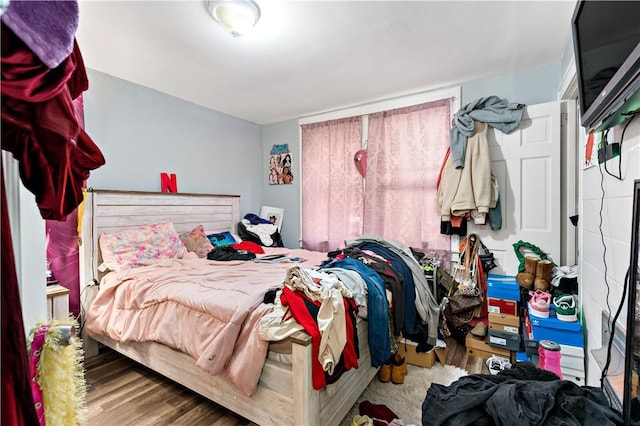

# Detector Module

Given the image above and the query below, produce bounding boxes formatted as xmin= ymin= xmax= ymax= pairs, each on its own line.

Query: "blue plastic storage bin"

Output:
xmin=487 ymin=274 xmax=520 ymax=301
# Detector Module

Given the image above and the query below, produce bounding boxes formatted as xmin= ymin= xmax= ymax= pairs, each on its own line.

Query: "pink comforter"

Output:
xmin=85 ymin=248 xmax=329 ymax=396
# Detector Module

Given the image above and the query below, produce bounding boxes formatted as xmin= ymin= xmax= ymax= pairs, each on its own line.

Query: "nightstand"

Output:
xmin=46 ymin=284 xmax=70 ymax=320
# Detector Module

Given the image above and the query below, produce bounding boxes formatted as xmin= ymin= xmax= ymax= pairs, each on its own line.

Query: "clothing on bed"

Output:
xmin=346 ymin=238 xmax=437 ymax=351
xmin=230 ymin=240 xmax=265 ymax=254
xmin=85 ymin=248 xmax=330 ymax=396
xmin=206 ymin=245 xmax=256 ymax=261
xmin=321 ymin=257 xmax=392 ymax=367
xmin=339 ymin=247 xmax=405 ymax=339
xmin=422 ymin=366 xmax=623 ymax=425
xmin=280 ymin=287 xmax=358 ymax=390
xmin=282 ymin=265 xmax=353 ymax=375
xmin=239 ymin=220 xmax=280 ymax=246
xmin=320 ymin=267 xmax=368 ymax=318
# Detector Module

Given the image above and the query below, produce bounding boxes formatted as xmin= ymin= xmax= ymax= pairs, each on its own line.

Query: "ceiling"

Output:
xmin=76 ymin=1 xmax=577 ymax=125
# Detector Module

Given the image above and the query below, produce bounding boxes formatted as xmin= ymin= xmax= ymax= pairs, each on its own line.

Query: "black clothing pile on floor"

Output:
xmin=422 ymin=362 xmax=624 ymax=425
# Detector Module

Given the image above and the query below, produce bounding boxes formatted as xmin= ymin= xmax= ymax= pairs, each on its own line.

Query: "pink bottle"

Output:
xmin=538 ymin=339 xmax=563 ymax=379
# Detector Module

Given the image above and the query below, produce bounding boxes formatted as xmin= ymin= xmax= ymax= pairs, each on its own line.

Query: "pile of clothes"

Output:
xmin=422 ymin=362 xmax=625 ymax=425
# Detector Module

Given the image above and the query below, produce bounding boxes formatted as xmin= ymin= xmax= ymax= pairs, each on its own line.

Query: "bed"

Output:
xmin=78 ymin=189 xmax=378 ymax=426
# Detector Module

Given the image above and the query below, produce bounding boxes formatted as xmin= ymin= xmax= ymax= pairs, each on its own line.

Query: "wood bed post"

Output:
xmin=79 ymin=189 xmax=100 ymax=358
xmin=291 ymin=331 xmax=320 ymax=426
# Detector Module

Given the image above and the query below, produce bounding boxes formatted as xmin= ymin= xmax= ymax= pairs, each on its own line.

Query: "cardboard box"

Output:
xmin=465 ymin=332 xmax=511 ymax=359
xmin=397 ymin=338 xmax=448 ymax=368
xmin=488 ymin=298 xmax=518 ymax=316
xmin=488 ymin=312 xmax=520 ymax=335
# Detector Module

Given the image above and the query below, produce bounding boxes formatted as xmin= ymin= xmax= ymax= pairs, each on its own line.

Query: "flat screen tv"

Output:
xmin=572 ymin=0 xmax=640 ymax=132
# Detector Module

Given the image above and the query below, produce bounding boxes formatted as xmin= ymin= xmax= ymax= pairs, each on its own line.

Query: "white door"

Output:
xmin=469 ymin=101 xmax=562 ymax=276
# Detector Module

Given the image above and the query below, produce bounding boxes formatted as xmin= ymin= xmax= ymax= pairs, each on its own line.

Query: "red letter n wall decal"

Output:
xmin=160 ymin=173 xmax=178 ymax=193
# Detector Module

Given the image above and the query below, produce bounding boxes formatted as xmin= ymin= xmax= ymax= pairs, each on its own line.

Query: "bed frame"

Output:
xmin=78 ymin=189 xmax=378 ymax=426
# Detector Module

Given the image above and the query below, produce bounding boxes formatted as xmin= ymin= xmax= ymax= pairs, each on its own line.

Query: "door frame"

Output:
xmin=558 ymin=56 xmax=580 ymax=266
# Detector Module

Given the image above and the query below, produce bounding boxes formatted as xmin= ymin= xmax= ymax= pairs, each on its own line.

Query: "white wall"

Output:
xmin=581 ymin=119 xmax=640 ymax=386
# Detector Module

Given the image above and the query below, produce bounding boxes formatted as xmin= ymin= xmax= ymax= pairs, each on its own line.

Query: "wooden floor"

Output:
xmin=84 ymin=337 xmax=489 ymax=426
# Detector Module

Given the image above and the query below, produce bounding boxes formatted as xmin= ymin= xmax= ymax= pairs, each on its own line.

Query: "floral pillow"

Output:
xmin=99 ymin=222 xmax=187 ymax=271
xmin=180 ymin=225 xmax=214 ymax=258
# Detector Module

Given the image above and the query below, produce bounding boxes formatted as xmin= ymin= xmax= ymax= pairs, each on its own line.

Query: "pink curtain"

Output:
xmin=301 ymin=117 xmax=363 ymax=251
xmin=365 ymin=99 xmax=451 ymax=259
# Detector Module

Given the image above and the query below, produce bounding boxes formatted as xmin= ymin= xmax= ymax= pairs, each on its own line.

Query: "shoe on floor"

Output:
xmin=528 ymin=289 xmax=551 ymax=318
xmin=486 ymin=355 xmax=511 ymax=375
xmin=553 ymin=293 xmax=578 ymax=322
xmin=470 ymin=322 xmax=487 ymax=338
xmin=378 ymin=357 xmax=392 ymax=383
xmin=391 ymin=353 xmax=407 ymax=384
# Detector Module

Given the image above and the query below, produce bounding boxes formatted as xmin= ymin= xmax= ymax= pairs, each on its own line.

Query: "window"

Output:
xmin=300 ymin=89 xmax=458 ymax=258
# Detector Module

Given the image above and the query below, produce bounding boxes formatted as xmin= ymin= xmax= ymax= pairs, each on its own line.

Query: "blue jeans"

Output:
xmin=320 ymin=258 xmax=391 ymax=367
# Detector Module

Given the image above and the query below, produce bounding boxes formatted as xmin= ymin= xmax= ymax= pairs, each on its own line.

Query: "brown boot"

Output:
xmin=516 ymin=257 xmax=538 ymax=289
xmin=391 ymin=353 xmax=407 ymax=384
xmin=378 ymin=357 xmax=392 ymax=383
xmin=534 ymin=259 xmax=553 ymax=291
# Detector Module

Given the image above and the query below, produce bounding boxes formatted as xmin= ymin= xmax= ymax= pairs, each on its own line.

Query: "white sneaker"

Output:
xmin=486 ymin=355 xmax=511 ymax=375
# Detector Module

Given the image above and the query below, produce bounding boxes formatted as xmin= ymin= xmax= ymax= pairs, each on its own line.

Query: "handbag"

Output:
xmin=448 ymin=290 xmax=483 ymax=314
xmin=443 ymin=234 xmax=484 ymax=327
xmin=445 ymin=307 xmax=475 ymax=328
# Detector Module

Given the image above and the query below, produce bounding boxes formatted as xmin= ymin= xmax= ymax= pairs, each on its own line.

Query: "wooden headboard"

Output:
xmin=78 ymin=189 xmax=240 ymax=291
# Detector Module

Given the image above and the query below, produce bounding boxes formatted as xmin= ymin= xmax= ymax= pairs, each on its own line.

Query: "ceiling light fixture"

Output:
xmin=206 ymin=0 xmax=261 ymax=37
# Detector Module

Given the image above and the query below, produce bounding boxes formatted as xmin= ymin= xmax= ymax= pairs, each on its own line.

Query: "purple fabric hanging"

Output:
xmin=1 ymin=0 xmax=78 ymax=69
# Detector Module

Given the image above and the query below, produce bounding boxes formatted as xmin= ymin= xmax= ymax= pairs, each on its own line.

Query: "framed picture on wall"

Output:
xmin=260 ymin=206 xmax=284 ymax=232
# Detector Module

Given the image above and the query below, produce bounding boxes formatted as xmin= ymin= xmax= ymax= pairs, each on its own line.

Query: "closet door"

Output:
xmin=470 ymin=101 xmax=562 ymax=276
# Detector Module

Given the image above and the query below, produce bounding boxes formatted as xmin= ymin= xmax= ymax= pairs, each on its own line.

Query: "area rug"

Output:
xmin=340 ymin=364 xmax=468 ymax=426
